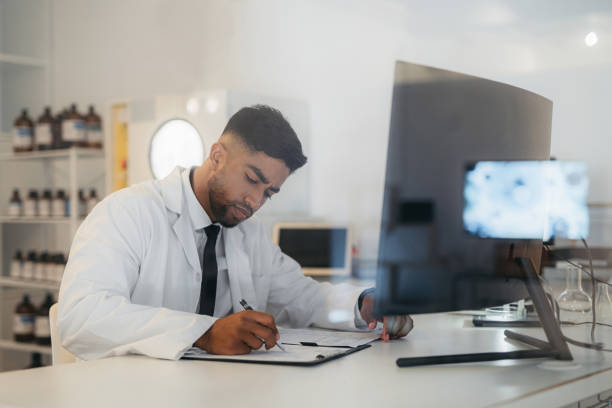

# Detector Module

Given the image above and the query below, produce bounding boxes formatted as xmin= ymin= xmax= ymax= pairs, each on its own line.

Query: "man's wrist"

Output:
xmin=357 ymin=287 xmax=376 ymax=311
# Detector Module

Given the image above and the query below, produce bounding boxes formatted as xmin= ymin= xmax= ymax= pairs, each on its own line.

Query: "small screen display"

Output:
xmin=463 ymin=161 xmax=589 ymax=240
xmin=277 ymin=228 xmax=347 ymax=268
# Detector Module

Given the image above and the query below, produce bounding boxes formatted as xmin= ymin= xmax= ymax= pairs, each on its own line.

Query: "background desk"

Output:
xmin=0 ymin=313 xmax=610 ymax=408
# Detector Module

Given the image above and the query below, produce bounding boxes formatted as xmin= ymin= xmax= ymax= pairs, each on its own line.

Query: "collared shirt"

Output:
xmin=181 ymin=168 xmax=233 ymax=317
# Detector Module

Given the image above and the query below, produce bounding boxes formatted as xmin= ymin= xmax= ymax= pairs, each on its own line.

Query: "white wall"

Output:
xmin=51 ymin=0 xmax=612 ymax=257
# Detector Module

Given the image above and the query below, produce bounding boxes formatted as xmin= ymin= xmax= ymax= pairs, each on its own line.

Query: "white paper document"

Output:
xmin=183 ymin=344 xmax=349 ymax=363
xmin=278 ymin=327 xmax=381 ymax=348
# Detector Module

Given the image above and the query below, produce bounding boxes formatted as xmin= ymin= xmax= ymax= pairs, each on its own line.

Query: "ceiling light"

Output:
xmin=186 ymin=98 xmax=200 ymax=115
xmin=585 ymin=32 xmax=598 ymax=47
xmin=205 ymin=98 xmax=219 ymax=114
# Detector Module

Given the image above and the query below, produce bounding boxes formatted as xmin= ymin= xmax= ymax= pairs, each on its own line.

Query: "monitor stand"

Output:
xmin=396 ymin=257 xmax=573 ymax=367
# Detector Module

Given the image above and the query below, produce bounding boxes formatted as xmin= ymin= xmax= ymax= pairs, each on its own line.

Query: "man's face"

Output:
xmin=208 ymin=145 xmax=290 ymax=228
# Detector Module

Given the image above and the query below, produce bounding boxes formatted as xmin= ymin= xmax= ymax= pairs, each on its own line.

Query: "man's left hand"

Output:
xmin=360 ymin=292 xmax=413 ymax=341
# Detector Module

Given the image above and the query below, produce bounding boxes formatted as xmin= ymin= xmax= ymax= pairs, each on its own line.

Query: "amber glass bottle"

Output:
xmin=35 ymin=107 xmax=54 ymax=150
xmin=61 ymin=104 xmax=86 ymax=147
xmin=85 ymin=105 xmax=103 ymax=149
xmin=13 ymin=109 xmax=34 ymax=153
xmin=35 ymin=293 xmax=54 ymax=345
xmin=14 ymin=295 xmax=36 ymax=342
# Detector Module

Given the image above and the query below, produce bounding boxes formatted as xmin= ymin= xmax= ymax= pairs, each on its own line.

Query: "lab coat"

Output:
xmin=58 ymin=167 xmax=364 ymax=361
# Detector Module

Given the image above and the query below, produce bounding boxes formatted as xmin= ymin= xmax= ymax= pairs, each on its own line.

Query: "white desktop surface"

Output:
xmin=0 ymin=313 xmax=610 ymax=408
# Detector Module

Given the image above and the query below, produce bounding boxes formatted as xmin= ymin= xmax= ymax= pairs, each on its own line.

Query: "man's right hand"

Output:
xmin=193 ymin=310 xmax=280 ymax=355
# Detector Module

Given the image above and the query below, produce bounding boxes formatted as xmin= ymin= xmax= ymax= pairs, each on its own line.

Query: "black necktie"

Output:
xmin=198 ymin=225 xmax=220 ymax=316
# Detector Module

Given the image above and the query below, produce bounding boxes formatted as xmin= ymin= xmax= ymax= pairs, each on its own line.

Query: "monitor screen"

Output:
xmin=375 ymin=61 xmax=552 ymax=316
xmin=463 ymin=161 xmax=589 ymax=240
xmin=273 ymin=224 xmax=351 ymax=276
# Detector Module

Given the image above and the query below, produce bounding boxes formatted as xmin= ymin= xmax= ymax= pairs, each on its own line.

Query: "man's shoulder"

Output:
xmin=96 ymin=180 xmax=167 ymax=217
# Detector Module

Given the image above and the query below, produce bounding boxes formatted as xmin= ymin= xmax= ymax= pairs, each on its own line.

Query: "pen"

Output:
xmin=239 ymin=298 xmax=287 ymax=352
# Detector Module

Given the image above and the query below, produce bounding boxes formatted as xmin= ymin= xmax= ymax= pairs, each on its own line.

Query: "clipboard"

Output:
xmin=182 ymin=343 xmax=371 ymax=366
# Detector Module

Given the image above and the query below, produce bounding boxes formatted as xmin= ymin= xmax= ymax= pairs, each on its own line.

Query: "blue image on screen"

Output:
xmin=463 ymin=161 xmax=589 ymax=240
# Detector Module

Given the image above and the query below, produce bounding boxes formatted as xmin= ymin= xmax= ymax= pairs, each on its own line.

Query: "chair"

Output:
xmin=49 ymin=303 xmax=77 ymax=364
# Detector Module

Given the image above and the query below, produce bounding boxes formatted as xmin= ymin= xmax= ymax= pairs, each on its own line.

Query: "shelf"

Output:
xmin=0 ymin=277 xmax=59 ymax=291
xmin=0 ymin=147 xmax=105 ymax=161
xmin=0 ymin=216 xmax=76 ymax=224
xmin=0 ymin=339 xmax=52 ymax=355
xmin=0 ymin=53 xmax=47 ymax=68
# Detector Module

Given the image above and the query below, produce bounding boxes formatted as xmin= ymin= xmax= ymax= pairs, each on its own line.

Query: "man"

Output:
xmin=58 ymin=105 xmax=412 ymax=360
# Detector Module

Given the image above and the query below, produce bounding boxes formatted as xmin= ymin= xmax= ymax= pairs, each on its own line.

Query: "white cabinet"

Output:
xmin=0 ymin=148 xmax=106 ymax=371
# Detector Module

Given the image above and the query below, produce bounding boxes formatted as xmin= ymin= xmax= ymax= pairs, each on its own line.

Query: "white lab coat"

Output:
xmin=58 ymin=167 xmax=364 ymax=361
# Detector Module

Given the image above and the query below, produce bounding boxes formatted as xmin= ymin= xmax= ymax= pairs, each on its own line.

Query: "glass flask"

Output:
xmin=595 ymin=282 xmax=612 ymax=324
xmin=557 ymin=266 xmax=591 ymax=322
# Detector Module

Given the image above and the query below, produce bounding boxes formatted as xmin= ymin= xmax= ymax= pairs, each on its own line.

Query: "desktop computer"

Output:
xmin=374 ymin=61 xmax=577 ymax=366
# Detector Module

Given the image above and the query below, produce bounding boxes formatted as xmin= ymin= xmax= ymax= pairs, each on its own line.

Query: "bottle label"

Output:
xmin=7 ymin=202 xmax=22 ymax=217
xmin=35 ymin=316 xmax=51 ymax=337
xmin=79 ymin=200 xmax=88 ymax=217
xmin=10 ymin=260 xmax=22 ymax=279
xmin=35 ymin=123 xmax=53 ymax=145
xmin=52 ymin=198 xmax=66 ymax=217
xmin=13 ymin=126 xmax=33 ymax=149
xmin=24 ymin=199 xmax=38 ymax=217
xmin=62 ymin=119 xmax=86 ymax=142
xmin=34 ymin=263 xmax=46 ymax=280
xmin=44 ymin=263 xmax=55 ymax=281
xmin=22 ymin=262 xmax=34 ymax=279
xmin=39 ymin=200 xmax=52 ymax=217
xmin=86 ymin=123 xmax=103 ymax=145
xmin=13 ymin=314 xmax=35 ymax=335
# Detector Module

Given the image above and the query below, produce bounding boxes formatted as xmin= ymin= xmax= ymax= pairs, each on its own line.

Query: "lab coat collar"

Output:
xmin=157 ymin=167 xmax=184 ymax=215
xmin=181 ymin=167 xmax=214 ymax=231
xmin=158 ymin=167 xmax=200 ymax=273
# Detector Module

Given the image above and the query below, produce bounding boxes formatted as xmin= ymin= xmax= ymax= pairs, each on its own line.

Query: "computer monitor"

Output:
xmin=374 ymin=61 xmax=552 ymax=317
xmin=272 ymin=223 xmax=352 ymax=276
xmin=374 ymin=61 xmax=575 ymax=367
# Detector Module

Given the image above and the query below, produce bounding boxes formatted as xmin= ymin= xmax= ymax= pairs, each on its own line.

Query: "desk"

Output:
xmin=0 ymin=313 xmax=610 ymax=408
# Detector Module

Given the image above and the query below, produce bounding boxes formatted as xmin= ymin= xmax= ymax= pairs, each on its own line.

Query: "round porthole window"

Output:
xmin=149 ymin=119 xmax=205 ymax=180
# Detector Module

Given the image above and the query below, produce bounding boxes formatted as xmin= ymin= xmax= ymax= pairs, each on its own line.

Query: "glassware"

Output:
xmin=485 ymin=299 xmax=527 ymax=321
xmin=595 ymin=282 xmax=612 ymax=324
xmin=557 ymin=266 xmax=591 ymax=322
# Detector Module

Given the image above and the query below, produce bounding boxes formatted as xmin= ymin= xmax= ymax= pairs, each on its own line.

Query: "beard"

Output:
xmin=208 ymin=173 xmax=253 ymax=228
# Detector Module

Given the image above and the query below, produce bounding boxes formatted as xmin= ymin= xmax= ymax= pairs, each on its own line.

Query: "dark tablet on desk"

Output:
xmin=472 ymin=315 xmax=541 ymax=327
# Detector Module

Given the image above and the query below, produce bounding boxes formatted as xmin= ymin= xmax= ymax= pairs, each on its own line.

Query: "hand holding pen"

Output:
xmin=240 ymin=299 xmax=287 ymax=352
xmin=193 ymin=301 xmax=284 ymax=355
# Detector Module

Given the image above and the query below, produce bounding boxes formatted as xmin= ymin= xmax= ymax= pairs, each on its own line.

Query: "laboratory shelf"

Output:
xmin=0 ymin=53 xmax=47 ymax=68
xmin=0 ymin=339 xmax=52 ymax=355
xmin=0 ymin=216 xmax=74 ymax=224
xmin=0 ymin=277 xmax=59 ymax=291
xmin=0 ymin=147 xmax=105 ymax=161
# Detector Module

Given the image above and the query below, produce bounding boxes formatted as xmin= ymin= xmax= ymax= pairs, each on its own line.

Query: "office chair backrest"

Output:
xmin=49 ymin=303 xmax=77 ymax=365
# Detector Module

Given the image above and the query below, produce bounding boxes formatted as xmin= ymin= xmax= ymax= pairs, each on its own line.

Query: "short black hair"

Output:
xmin=222 ymin=105 xmax=307 ymax=173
